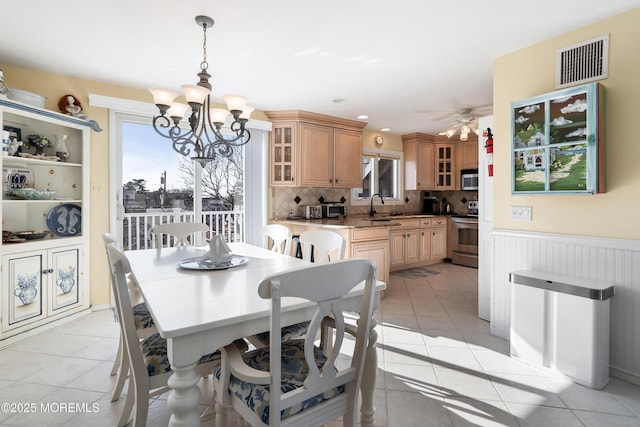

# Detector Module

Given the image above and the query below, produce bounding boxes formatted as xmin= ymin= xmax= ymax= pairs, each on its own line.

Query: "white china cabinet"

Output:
xmin=1 ymin=98 xmax=91 ymax=345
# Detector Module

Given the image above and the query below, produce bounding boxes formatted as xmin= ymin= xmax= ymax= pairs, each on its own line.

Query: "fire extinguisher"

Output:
xmin=483 ymin=128 xmax=494 ymax=177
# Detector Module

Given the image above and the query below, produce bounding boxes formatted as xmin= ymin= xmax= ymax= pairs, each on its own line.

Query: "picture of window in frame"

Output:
xmin=510 ymin=82 xmax=604 ymax=195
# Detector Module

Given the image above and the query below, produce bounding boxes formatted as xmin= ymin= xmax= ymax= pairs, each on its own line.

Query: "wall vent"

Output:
xmin=556 ymin=34 xmax=609 ymax=88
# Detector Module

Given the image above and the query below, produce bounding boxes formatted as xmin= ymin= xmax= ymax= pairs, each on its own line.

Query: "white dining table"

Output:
xmin=125 ymin=242 xmax=384 ymax=427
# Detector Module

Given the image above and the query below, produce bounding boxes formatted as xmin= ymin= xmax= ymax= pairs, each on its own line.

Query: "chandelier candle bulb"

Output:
xmin=182 ymin=84 xmax=210 ymax=104
xmin=210 ymin=108 xmax=230 ymax=126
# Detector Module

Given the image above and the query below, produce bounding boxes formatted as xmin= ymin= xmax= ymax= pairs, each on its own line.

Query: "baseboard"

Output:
xmin=610 ymin=366 xmax=640 ymax=387
xmin=91 ymin=304 xmax=112 ymax=312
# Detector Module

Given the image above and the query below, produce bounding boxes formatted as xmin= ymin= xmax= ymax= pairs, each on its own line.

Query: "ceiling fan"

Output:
xmin=438 ymin=108 xmax=482 ymax=141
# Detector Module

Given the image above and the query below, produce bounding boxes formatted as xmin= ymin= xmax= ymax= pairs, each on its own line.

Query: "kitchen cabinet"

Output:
xmin=350 ymin=227 xmax=389 ymax=286
xmin=457 ymin=139 xmax=479 ymax=171
xmin=265 ymin=110 xmax=366 ymax=188
xmin=2 ymin=245 xmax=83 ymax=333
xmin=390 ymin=219 xmax=421 ymax=270
xmin=270 ymin=122 xmax=296 ymax=186
xmin=435 ymin=143 xmax=456 ymax=190
xmin=419 ymin=217 xmax=447 ymax=262
xmin=402 ymin=133 xmax=435 ymax=191
xmin=1 ymin=98 xmax=91 ymax=345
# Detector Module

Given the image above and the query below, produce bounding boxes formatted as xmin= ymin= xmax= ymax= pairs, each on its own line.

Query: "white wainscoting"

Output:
xmin=491 ymin=229 xmax=640 ymax=386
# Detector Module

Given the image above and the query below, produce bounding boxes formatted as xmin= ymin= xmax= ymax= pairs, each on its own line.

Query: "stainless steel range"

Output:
xmin=450 ymin=201 xmax=478 ymax=268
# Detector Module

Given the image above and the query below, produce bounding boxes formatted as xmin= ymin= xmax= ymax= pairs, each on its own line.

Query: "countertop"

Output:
xmin=273 ymin=214 xmax=446 ymax=229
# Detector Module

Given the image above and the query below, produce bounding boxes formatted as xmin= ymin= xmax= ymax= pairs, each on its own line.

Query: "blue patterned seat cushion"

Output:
xmin=142 ymin=333 xmax=248 ymax=377
xmin=214 ymin=339 xmax=344 ymax=424
xmin=252 ymin=321 xmax=310 ymax=346
xmin=132 ymin=302 xmax=154 ymax=330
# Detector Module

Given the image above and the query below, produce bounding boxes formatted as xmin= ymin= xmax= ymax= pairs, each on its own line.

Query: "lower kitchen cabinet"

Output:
xmin=2 ymin=244 xmax=87 ymax=341
xmin=350 ymin=227 xmax=389 ymax=287
xmin=392 ymin=217 xmax=448 ymax=271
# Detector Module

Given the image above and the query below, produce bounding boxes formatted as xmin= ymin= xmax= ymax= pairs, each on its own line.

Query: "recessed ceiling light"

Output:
xmin=332 ymin=98 xmax=346 ymax=103
xmin=357 ymin=115 xmax=368 ymax=120
xmin=380 ymin=128 xmax=391 ymax=132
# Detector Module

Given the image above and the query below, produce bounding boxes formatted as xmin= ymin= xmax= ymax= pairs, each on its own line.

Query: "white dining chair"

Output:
xmin=261 ymin=224 xmax=293 ymax=255
xmin=105 ymin=242 xmax=248 ymax=427
xmin=213 ymin=258 xmax=377 ymax=427
xmin=298 ymin=228 xmax=346 ymax=263
xmin=149 ymin=222 xmax=209 ymax=253
xmin=250 ymin=228 xmax=346 ymax=347
xmin=102 ymin=233 xmax=156 ymax=402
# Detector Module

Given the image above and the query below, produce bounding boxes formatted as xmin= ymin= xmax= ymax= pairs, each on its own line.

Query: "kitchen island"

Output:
xmin=273 ymin=214 xmax=448 ymax=286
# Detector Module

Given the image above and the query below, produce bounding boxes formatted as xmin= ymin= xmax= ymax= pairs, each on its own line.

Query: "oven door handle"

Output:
xmin=452 ymin=218 xmax=478 ymax=224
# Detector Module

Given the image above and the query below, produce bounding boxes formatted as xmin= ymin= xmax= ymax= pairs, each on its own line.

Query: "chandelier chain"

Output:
xmin=201 ymin=22 xmax=209 ymax=72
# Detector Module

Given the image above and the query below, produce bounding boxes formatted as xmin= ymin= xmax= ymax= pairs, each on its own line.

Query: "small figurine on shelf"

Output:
xmin=24 ymin=134 xmax=52 ymax=155
xmin=7 ymin=137 xmax=22 ymax=156
xmin=57 ymin=94 xmax=103 ymax=132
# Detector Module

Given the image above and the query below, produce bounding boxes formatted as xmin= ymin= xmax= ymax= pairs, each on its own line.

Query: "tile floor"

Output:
xmin=0 ymin=262 xmax=639 ymax=426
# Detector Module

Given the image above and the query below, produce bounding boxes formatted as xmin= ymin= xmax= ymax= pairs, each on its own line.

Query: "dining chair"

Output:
xmin=250 ymin=228 xmax=346 ymax=347
xmin=298 ymin=228 xmax=346 ymax=263
xmin=149 ymin=221 xmax=209 ymax=253
xmin=105 ymin=242 xmax=248 ymax=427
xmin=102 ymin=233 xmax=156 ymax=402
xmin=213 ymin=258 xmax=377 ymax=427
xmin=261 ymin=223 xmax=293 ymax=256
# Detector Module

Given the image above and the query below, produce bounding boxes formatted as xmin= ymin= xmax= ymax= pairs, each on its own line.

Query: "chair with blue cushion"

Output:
xmin=105 ymin=242 xmax=247 ymax=427
xmin=250 ymin=228 xmax=346 ymax=347
xmin=213 ymin=258 xmax=377 ymax=427
xmin=102 ymin=233 xmax=157 ymax=402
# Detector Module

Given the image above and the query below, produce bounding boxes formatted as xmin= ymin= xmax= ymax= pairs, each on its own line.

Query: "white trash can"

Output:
xmin=510 ymin=270 xmax=614 ymax=389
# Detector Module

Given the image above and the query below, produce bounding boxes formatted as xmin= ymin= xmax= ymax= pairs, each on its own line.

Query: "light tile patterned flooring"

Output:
xmin=0 ymin=262 xmax=639 ymax=426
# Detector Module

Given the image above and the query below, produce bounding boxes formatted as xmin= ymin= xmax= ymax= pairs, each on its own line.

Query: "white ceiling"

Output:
xmin=2 ymin=1 xmax=639 ymax=136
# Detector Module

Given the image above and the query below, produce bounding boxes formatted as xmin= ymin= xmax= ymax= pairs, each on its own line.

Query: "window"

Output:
xmin=351 ymin=148 xmax=403 ymax=205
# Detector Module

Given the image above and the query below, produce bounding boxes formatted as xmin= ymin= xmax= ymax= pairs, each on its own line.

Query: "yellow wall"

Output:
xmin=493 ymin=7 xmax=640 ymax=239
xmin=362 ymin=129 xmax=403 ymax=152
xmin=1 ymin=65 xmax=269 ymax=307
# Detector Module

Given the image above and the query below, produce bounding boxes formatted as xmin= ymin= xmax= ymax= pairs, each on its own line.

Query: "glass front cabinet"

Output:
xmin=0 ymin=98 xmax=91 ymax=345
xmin=511 ymin=82 xmax=604 ymax=195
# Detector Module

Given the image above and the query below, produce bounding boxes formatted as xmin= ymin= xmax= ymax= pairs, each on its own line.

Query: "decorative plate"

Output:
xmin=10 ymin=188 xmax=56 ymax=200
xmin=13 ymin=230 xmax=52 ymax=240
xmin=178 ymin=255 xmax=249 ymax=270
xmin=46 ymin=204 xmax=81 ymax=236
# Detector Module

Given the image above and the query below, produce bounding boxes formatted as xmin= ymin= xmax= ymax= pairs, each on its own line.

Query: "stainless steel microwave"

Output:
xmin=322 ymin=203 xmax=347 ymax=218
xmin=461 ymin=170 xmax=479 ymax=190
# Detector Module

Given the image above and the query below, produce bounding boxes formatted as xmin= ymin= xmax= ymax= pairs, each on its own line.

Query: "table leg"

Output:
xmin=167 ymin=362 xmax=202 ymax=427
xmin=360 ymin=317 xmax=378 ymax=427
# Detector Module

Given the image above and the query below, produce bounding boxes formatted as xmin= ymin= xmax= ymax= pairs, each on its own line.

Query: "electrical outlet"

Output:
xmin=510 ymin=206 xmax=532 ymax=221
xmin=91 ymin=182 xmax=103 ymax=192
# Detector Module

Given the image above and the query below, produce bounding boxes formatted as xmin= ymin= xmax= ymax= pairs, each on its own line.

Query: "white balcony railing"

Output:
xmin=122 ymin=208 xmax=245 ymax=251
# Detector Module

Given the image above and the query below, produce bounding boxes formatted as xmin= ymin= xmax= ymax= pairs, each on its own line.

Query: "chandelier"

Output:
xmin=149 ymin=16 xmax=253 ymax=166
xmin=438 ymin=109 xmax=479 ymax=141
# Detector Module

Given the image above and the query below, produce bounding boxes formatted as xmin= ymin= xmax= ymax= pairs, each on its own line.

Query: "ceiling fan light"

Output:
xmin=444 ymin=128 xmax=456 ymax=138
xmin=473 ymin=127 xmax=480 ymax=135
xmin=460 ymin=132 xmax=469 ymax=141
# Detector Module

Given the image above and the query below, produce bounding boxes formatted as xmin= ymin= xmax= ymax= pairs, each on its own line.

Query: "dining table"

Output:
xmin=125 ymin=242 xmax=385 ymax=427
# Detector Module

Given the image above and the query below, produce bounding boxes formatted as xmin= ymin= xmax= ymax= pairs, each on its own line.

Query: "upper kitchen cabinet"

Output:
xmin=402 ymin=133 xmax=435 ymax=191
xmin=434 ymin=141 xmax=456 ymax=190
xmin=457 ymin=138 xmax=479 ymax=171
xmin=265 ymin=110 xmax=366 ymax=188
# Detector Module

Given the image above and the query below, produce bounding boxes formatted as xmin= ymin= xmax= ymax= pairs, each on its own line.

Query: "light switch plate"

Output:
xmin=510 ymin=206 xmax=532 ymax=221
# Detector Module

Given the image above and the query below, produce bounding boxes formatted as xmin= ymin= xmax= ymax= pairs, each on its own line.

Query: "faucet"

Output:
xmin=369 ymin=193 xmax=384 ymax=216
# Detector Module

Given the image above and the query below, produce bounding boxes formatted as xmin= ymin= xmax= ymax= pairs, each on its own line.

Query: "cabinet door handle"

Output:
xmin=329 ymin=178 xmax=333 ymax=183
xmin=335 ymin=179 xmax=338 ymax=183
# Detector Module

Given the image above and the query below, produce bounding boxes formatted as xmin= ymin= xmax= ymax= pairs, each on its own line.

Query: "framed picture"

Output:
xmin=3 ymin=125 xmax=21 ymax=142
xmin=511 ymin=82 xmax=604 ymax=195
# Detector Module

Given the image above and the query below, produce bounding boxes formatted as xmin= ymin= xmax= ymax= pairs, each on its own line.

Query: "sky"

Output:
xmin=122 ymin=121 xmax=189 ymax=191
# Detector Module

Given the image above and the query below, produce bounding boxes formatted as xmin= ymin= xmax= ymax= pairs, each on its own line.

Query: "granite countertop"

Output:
xmin=273 ymin=214 xmax=443 ymax=229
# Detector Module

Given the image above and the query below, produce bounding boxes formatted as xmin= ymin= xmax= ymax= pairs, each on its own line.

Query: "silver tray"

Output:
xmin=178 ymin=255 xmax=249 ymax=270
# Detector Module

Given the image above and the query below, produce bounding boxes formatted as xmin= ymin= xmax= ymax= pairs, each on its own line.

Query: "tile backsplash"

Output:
xmin=271 ymin=187 xmax=478 ymax=219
